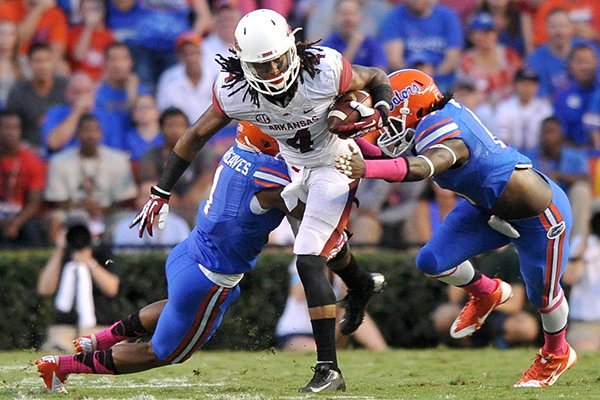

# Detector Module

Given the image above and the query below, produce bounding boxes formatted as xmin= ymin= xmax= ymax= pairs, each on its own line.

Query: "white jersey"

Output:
xmin=213 ymin=46 xmax=353 ymax=168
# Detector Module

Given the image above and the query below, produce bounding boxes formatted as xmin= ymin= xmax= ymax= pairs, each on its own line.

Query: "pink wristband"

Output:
xmin=364 ymin=157 xmax=408 ymax=182
xmin=354 ymin=137 xmax=383 ymax=158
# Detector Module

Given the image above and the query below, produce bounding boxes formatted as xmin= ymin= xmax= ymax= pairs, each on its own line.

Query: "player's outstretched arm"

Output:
xmin=336 ymin=139 xmax=469 ymax=181
xmin=130 ymin=106 xmax=231 ymax=237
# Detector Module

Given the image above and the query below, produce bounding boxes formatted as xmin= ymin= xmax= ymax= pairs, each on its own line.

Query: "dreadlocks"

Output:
xmin=215 ymin=40 xmax=324 ymax=108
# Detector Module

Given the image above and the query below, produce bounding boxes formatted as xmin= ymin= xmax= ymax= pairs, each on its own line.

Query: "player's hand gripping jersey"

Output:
xmin=213 ymin=47 xmax=353 ymax=168
xmin=186 ymin=144 xmax=289 ymax=275
xmin=414 ymin=99 xmax=532 ymax=211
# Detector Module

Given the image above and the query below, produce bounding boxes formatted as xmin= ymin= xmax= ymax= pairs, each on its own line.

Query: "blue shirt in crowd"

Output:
xmin=321 ymin=32 xmax=386 ymax=69
xmin=124 ymin=128 xmax=165 ymax=161
xmin=42 ymin=105 xmax=124 ymax=156
xmin=553 ymin=80 xmax=598 ymax=148
xmin=378 ymin=4 xmax=463 ymax=91
xmin=525 ymin=147 xmax=589 ymax=192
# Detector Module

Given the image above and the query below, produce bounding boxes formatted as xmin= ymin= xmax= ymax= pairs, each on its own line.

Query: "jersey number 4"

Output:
xmin=286 ymin=128 xmax=314 ymax=153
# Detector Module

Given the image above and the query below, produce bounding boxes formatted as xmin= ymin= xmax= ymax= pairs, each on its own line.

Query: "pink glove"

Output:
xmin=335 ymin=101 xmax=386 ymax=139
xmin=129 ymin=186 xmax=170 ymax=238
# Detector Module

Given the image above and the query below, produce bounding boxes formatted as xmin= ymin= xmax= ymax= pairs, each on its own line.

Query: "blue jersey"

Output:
xmin=185 ymin=144 xmax=289 ymax=275
xmin=413 ymin=99 xmax=531 ymax=211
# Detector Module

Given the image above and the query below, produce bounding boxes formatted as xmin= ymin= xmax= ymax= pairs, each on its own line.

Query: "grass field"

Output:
xmin=2 ymin=347 xmax=599 ymax=399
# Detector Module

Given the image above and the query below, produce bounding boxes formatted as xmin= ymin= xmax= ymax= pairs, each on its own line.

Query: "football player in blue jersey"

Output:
xmin=35 ymin=122 xmax=380 ymax=393
xmin=336 ymin=69 xmax=577 ymax=388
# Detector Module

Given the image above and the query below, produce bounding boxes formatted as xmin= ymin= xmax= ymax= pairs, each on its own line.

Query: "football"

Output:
xmin=327 ymin=90 xmax=373 ymax=133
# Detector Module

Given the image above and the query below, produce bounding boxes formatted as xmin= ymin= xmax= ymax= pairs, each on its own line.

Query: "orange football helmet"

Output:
xmin=377 ymin=69 xmax=443 ymax=157
xmin=236 ymin=121 xmax=280 ymax=156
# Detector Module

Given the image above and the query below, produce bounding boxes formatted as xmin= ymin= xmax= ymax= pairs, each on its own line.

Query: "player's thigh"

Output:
xmin=294 ymin=167 xmax=357 ymax=256
xmin=416 ymin=201 xmax=510 ymax=274
xmin=151 ymin=242 xmax=240 ymax=363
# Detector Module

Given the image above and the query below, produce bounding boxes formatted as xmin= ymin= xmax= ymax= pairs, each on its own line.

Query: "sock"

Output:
xmin=462 ymin=272 xmax=498 ymax=297
xmin=332 ymin=255 xmax=371 ymax=293
xmin=58 ymin=349 xmax=118 ymax=375
xmin=543 ymin=326 xmax=568 ymax=355
xmin=96 ymin=312 xmax=149 ymax=350
xmin=310 ymin=318 xmax=338 ymax=370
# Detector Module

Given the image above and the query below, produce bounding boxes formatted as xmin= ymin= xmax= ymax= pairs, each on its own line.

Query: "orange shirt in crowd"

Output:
xmin=533 ymin=0 xmax=600 ymax=46
xmin=0 ymin=0 xmax=68 ymax=54
xmin=68 ymin=26 xmax=115 ymax=81
xmin=0 ymin=147 xmax=46 ymax=209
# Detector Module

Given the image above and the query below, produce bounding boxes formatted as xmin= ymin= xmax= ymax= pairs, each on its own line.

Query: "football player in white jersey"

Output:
xmin=130 ymin=8 xmax=392 ymax=393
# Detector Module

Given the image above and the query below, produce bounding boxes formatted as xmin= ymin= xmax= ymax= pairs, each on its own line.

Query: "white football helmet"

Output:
xmin=234 ymin=9 xmax=300 ymax=96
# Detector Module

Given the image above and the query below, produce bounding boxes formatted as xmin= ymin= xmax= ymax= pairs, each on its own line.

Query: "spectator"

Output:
xmin=563 ymin=209 xmax=600 ymax=351
xmin=37 ymin=222 xmax=120 ymax=352
xmin=301 ymin=0 xmax=393 ymax=42
xmin=495 ymin=67 xmax=553 ymax=152
xmin=478 ymin=0 xmax=534 ymax=56
xmin=432 ymin=246 xmax=540 ymax=349
xmin=275 ymin=257 xmax=388 ymax=352
xmin=525 ymin=116 xmax=592 ymax=238
xmin=42 ymin=72 xmax=121 ymax=154
xmin=0 ymin=0 xmax=69 ymax=73
xmin=379 ymin=0 xmax=463 ymax=90
xmin=111 ymin=181 xmax=189 ymax=247
xmin=44 ymin=113 xmax=137 ymax=243
xmin=321 ymin=0 xmax=386 ymax=69
xmin=124 ymin=94 xmax=163 ymax=161
xmin=156 ymin=32 xmax=213 ymax=123
xmin=526 ymin=8 xmax=594 ymax=99
xmin=533 ymin=0 xmax=600 ymax=46
xmin=6 ymin=43 xmax=67 ymax=150
xmin=201 ymin=0 xmax=241 ymax=81
xmin=127 ymin=0 xmax=213 ymax=88
xmin=0 ymin=20 xmax=21 ymax=107
xmin=459 ymin=12 xmax=522 ymax=105
xmin=584 ymin=88 xmax=600 ymax=150
xmin=105 ymin=0 xmax=147 ymax=51
xmin=95 ymin=42 xmax=143 ymax=141
xmin=553 ymin=44 xmax=599 ymax=150
xmin=0 ymin=110 xmax=46 ymax=246
xmin=67 ymin=0 xmax=115 ymax=81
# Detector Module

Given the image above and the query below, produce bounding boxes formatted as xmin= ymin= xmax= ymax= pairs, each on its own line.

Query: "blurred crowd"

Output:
xmin=1 ymin=0 xmax=600 ymax=251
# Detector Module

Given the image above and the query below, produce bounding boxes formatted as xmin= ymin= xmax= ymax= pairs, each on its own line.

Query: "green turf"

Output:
xmin=2 ymin=347 xmax=599 ymax=399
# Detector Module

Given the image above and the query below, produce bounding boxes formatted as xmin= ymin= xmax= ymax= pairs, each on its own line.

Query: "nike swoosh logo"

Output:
xmin=540 ymin=362 xmax=562 ymax=385
xmin=361 ymin=120 xmax=376 ymax=129
xmin=303 ymin=107 xmax=316 ymax=114
xmin=309 ymin=381 xmax=333 ymax=392
xmin=477 ymin=307 xmax=495 ymax=325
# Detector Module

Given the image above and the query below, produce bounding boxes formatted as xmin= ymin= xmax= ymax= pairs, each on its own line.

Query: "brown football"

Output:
xmin=327 ymin=90 xmax=373 ymax=133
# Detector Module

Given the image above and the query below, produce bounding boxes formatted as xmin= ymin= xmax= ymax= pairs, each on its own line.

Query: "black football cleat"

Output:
xmin=298 ymin=363 xmax=346 ymax=393
xmin=340 ymin=272 xmax=386 ymax=335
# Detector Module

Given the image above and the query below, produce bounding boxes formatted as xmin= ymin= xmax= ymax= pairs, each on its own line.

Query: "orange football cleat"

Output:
xmin=36 ymin=355 xmax=68 ymax=392
xmin=514 ymin=345 xmax=577 ymax=388
xmin=450 ymin=278 xmax=512 ymax=339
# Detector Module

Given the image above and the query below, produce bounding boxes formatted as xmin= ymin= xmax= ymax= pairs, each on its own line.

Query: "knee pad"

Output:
xmin=416 ymin=246 xmax=442 ymax=275
xmin=296 ymin=255 xmax=335 ymax=308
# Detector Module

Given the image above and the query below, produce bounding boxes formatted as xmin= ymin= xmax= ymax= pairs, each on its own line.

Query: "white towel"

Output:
xmin=54 ymin=261 xmax=97 ymax=328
